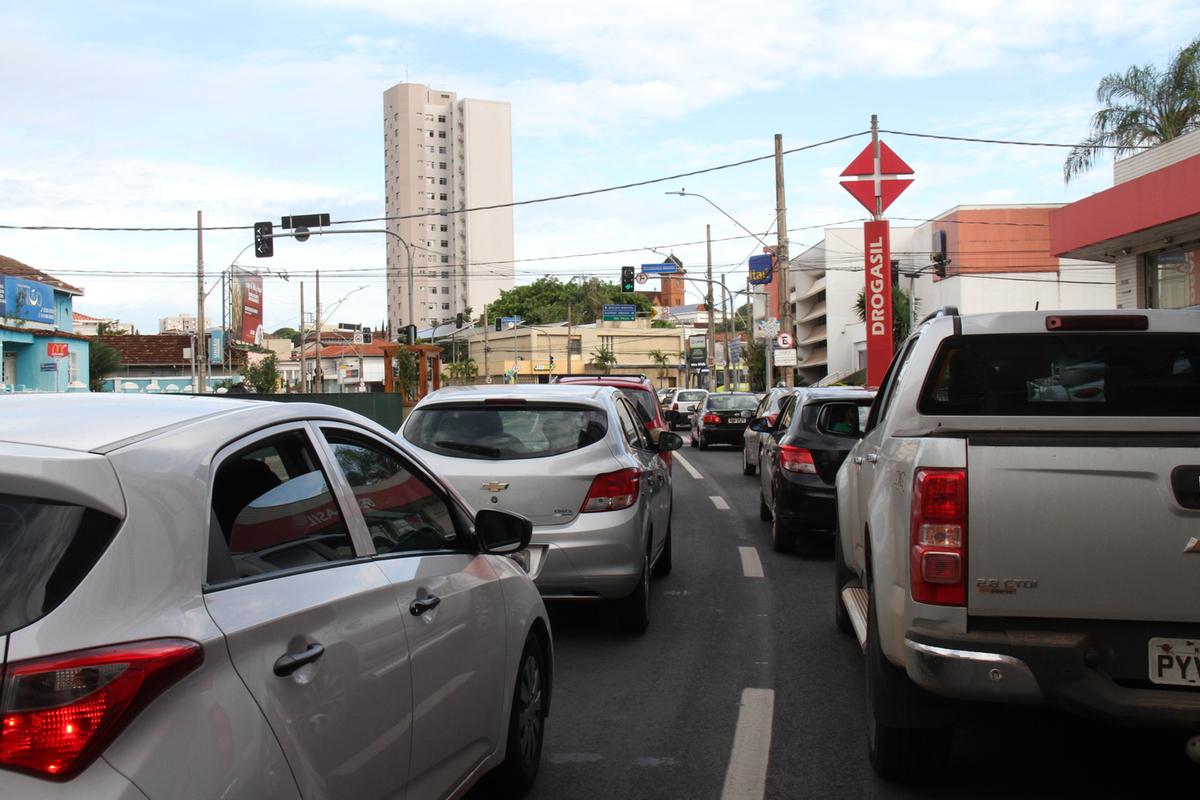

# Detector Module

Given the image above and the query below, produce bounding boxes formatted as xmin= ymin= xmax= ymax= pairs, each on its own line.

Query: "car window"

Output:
xmin=321 ymin=430 xmax=462 ymax=555
xmin=867 ymin=337 xmax=919 ymax=433
xmin=404 ymin=404 xmax=608 ymax=460
xmin=615 ymin=398 xmax=649 ymax=450
xmin=776 ymin=396 xmax=797 ymax=429
xmin=815 ymin=402 xmax=871 ymax=437
xmin=707 ymin=394 xmax=758 ymax=410
xmin=208 ymin=430 xmax=356 ymax=585
xmin=618 ymin=388 xmax=656 ymax=422
xmin=677 ymin=391 xmax=706 ymax=402
xmin=0 ymin=495 xmax=120 ymax=635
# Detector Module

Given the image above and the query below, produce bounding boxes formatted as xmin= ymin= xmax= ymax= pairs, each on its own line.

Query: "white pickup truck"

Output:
xmin=835 ymin=308 xmax=1200 ymax=778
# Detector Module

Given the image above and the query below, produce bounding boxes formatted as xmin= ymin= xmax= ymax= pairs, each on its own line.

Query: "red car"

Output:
xmin=551 ymin=374 xmax=673 ymax=472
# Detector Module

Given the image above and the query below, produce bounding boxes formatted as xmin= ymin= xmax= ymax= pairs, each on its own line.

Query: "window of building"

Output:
xmin=441 ymin=256 xmax=450 ymax=263
xmin=440 ymin=240 xmax=449 ymax=248
xmin=442 ymin=302 xmax=450 ymax=310
xmin=438 ymin=162 xmax=446 ymax=169
xmin=427 ymin=177 xmax=436 ymax=185
xmin=438 ymin=131 xmax=446 ymax=139
xmin=437 ymin=115 xmax=446 ymax=123
xmin=440 ymin=271 xmax=449 ymax=279
xmin=440 ymin=224 xmax=448 ymax=232
xmin=427 ymin=192 xmax=436 ymax=200
xmin=441 ymin=287 xmax=449 ymax=294
xmin=439 ymin=193 xmax=447 ymax=200
xmin=438 ymin=146 xmax=446 ymax=154
xmin=438 ymin=178 xmax=447 ymax=185
xmin=428 ymin=131 xmax=434 ymax=138
xmin=430 ymin=287 xmax=439 ymax=294
xmin=1146 ymin=245 xmax=1200 ymax=309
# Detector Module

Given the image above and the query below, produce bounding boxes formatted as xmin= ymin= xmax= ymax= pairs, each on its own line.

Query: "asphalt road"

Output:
xmin=477 ymin=438 xmax=1199 ymax=799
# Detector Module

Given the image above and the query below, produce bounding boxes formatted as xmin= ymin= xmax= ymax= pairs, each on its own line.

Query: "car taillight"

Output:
xmin=703 ymin=413 xmax=720 ymax=425
xmin=910 ymin=468 xmax=967 ymax=606
xmin=672 ymin=403 xmax=679 ymax=411
xmin=581 ymin=468 xmax=640 ymax=513
xmin=0 ymin=639 xmax=202 ymax=780
xmin=779 ymin=445 xmax=816 ymax=474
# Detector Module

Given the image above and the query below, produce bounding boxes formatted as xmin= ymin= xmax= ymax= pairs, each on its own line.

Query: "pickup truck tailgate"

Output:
xmin=967 ymin=439 xmax=1200 ymax=623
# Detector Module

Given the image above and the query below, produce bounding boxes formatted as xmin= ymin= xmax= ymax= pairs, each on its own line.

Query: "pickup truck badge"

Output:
xmin=976 ymin=578 xmax=1039 ymax=594
xmin=481 ymin=482 xmax=510 ymax=492
xmin=1185 ymin=537 xmax=1200 ymax=554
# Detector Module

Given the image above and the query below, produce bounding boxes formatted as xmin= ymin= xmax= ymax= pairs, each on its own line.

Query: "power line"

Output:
xmin=880 ymin=129 xmax=1151 ymax=151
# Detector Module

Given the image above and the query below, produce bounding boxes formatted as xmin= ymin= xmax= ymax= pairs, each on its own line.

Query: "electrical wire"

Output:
xmin=880 ymin=129 xmax=1151 ymax=151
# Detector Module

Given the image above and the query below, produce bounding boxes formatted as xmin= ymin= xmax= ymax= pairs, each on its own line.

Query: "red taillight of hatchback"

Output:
xmin=910 ymin=468 xmax=967 ymax=606
xmin=580 ymin=468 xmax=640 ymax=513
xmin=0 ymin=639 xmax=203 ymax=780
xmin=702 ymin=413 xmax=721 ymax=425
xmin=779 ymin=445 xmax=816 ymax=474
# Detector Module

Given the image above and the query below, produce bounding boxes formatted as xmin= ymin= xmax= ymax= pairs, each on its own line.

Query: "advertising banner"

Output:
xmin=209 ymin=328 xmax=224 ymax=365
xmin=864 ymin=220 xmax=893 ymax=387
xmin=687 ymin=333 xmax=707 ymax=366
xmin=230 ymin=267 xmax=264 ymax=346
xmin=2 ymin=276 xmax=56 ymax=324
xmin=748 ymin=253 xmax=774 ymax=285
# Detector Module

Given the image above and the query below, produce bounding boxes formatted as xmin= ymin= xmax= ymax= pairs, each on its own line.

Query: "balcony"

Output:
xmin=797 ymin=325 xmax=827 ymax=346
xmin=796 ymin=277 xmax=826 ymax=302
xmin=798 ymin=302 xmax=827 ymax=324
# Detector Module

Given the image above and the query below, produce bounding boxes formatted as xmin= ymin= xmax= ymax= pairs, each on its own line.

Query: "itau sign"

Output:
xmin=839 ymin=136 xmax=914 ymax=387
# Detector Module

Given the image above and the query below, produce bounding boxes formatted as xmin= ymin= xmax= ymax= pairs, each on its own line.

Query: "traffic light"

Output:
xmin=253 ymin=222 xmax=274 ymax=258
xmin=456 ymin=312 xmax=464 ymax=328
xmin=495 ymin=317 xmax=503 ymax=332
xmin=620 ymin=266 xmax=635 ymax=292
xmin=405 ymin=324 xmax=417 ymax=345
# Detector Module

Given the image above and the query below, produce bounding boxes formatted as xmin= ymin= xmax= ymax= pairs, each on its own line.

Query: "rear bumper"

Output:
xmin=904 ymin=624 xmax=1200 ymax=727
xmin=698 ymin=425 xmax=748 ymax=444
xmin=774 ymin=475 xmax=837 ymax=530
xmin=526 ymin=508 xmax=644 ymax=600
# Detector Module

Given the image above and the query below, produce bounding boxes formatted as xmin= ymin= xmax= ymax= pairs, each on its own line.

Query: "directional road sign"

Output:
xmin=640 ymin=263 xmax=679 ymax=275
xmin=602 ymin=304 xmax=636 ymax=321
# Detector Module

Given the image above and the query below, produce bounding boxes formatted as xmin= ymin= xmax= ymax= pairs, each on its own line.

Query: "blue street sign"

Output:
xmin=40 ymin=362 xmax=57 ymax=372
xmin=640 ymin=263 xmax=679 ymax=275
xmin=500 ymin=316 xmax=523 ymax=329
xmin=602 ymin=304 xmax=637 ymax=321
xmin=748 ymin=253 xmax=774 ymax=285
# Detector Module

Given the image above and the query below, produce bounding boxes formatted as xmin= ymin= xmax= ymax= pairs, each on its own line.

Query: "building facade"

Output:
xmin=158 ymin=313 xmax=197 ymax=334
xmin=383 ymin=83 xmax=514 ymax=335
xmin=0 ymin=255 xmax=89 ymax=392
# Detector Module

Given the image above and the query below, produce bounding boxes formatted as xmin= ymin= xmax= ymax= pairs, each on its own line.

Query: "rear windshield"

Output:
xmin=707 ymin=394 xmax=758 ymax=410
xmin=919 ymin=333 xmax=1200 ymax=416
xmin=618 ymin=388 xmax=656 ymax=422
xmin=0 ymin=495 xmax=120 ymax=635
xmin=404 ymin=405 xmax=609 ymax=459
xmin=677 ymin=391 xmax=706 ymax=402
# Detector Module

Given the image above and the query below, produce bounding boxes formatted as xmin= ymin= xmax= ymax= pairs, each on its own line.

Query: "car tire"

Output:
xmin=742 ymin=447 xmax=756 ymax=476
xmin=771 ymin=499 xmax=797 ymax=553
xmin=652 ymin=516 xmax=672 ymax=577
xmin=759 ymin=492 xmax=772 ymax=522
xmin=491 ymin=634 xmax=548 ymax=796
xmin=865 ymin=581 xmax=952 ymax=781
xmin=618 ymin=552 xmax=651 ymax=634
xmin=698 ymin=433 xmax=708 ymax=450
xmin=833 ymin=531 xmax=855 ymax=635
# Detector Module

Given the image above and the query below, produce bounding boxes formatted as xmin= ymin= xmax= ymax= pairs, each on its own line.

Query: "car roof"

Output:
xmin=414 ymin=383 xmax=617 ymax=407
xmin=804 ymin=388 xmax=876 ymax=402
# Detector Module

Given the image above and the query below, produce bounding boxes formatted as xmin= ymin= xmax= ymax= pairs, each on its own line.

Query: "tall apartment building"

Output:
xmin=158 ymin=313 xmax=197 ymax=334
xmin=383 ymin=83 xmax=515 ymax=335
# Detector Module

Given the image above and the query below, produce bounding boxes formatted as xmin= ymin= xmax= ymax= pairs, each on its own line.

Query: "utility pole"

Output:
xmin=314 ymin=270 xmax=323 ymax=394
xmin=566 ymin=302 xmax=573 ymax=375
xmin=196 ymin=210 xmax=206 ymax=393
xmin=721 ymin=273 xmax=732 ymax=391
xmin=483 ymin=304 xmax=490 ymax=381
xmin=775 ymin=134 xmax=792 ymax=388
xmin=299 ymin=281 xmax=307 ymax=393
xmin=705 ymin=224 xmax=716 ymax=392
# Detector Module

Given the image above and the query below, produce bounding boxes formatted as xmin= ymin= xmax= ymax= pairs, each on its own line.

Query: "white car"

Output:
xmin=400 ymin=384 xmax=682 ymax=632
xmin=0 ymin=394 xmax=551 ymax=799
xmin=663 ymin=388 xmax=708 ymax=430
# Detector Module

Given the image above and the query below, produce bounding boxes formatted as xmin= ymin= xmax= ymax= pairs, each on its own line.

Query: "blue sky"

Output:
xmin=3 ymin=1 xmax=1198 ymax=333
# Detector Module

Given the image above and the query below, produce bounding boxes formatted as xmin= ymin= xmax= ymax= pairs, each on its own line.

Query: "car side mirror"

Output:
xmin=656 ymin=431 xmax=684 ymax=452
xmin=475 ymin=509 xmax=532 ymax=554
xmin=748 ymin=416 xmax=773 ymax=433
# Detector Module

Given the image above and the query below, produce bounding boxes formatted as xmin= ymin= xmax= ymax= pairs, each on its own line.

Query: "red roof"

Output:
xmin=98 ymin=334 xmax=246 ymax=366
xmin=73 ymin=311 xmax=103 ymax=322
xmin=0 ymin=255 xmax=84 ymax=295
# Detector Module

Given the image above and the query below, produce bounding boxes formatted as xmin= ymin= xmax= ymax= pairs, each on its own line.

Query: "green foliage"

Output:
xmin=272 ymin=327 xmax=301 ymax=346
xmin=1065 ymin=36 xmax=1200 ymax=181
xmin=488 ymin=277 xmax=654 ymax=325
xmin=447 ymin=357 xmax=478 ymax=384
xmin=391 ymin=348 xmax=420 ymax=400
xmin=242 ymin=354 xmax=280 ymax=394
xmin=743 ymin=338 xmax=766 ymax=392
xmin=88 ymin=340 xmax=123 ymax=391
xmin=733 ymin=302 xmax=754 ymax=332
xmin=650 ymin=319 xmax=676 ymax=328
xmin=96 ymin=321 xmax=126 ymax=335
xmin=589 ymin=344 xmax=618 ymax=374
xmin=853 ymin=284 xmax=919 ymax=349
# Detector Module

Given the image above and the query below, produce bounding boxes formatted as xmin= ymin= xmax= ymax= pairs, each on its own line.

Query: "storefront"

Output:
xmin=0 ymin=256 xmax=89 ymax=392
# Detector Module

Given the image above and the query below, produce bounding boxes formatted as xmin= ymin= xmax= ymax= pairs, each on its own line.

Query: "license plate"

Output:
xmin=1148 ymin=637 xmax=1200 ymax=687
xmin=728 ymin=418 xmax=746 ymax=424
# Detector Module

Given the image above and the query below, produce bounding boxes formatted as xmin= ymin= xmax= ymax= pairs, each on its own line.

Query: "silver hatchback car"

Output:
xmin=0 ymin=395 xmax=551 ymax=799
xmin=400 ymin=385 xmax=683 ymax=632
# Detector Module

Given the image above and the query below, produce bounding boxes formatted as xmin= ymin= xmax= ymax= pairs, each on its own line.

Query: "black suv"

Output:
xmin=753 ymin=388 xmax=875 ymax=554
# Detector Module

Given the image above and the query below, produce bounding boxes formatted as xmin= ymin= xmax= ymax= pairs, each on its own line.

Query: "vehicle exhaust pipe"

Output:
xmin=1187 ymin=735 xmax=1200 ymax=765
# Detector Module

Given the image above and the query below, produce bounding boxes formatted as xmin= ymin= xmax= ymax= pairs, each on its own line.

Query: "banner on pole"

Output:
xmin=864 ymin=220 xmax=893 ymax=388
xmin=230 ymin=267 xmax=264 ymax=346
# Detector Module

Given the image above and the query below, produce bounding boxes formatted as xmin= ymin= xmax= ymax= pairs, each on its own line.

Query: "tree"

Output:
xmin=1065 ymin=36 xmax=1200 ymax=182
xmin=589 ymin=345 xmax=617 ymax=374
xmin=488 ymin=277 xmax=654 ymax=325
xmin=733 ymin=301 xmax=754 ymax=332
xmin=242 ymin=354 xmax=279 ymax=394
xmin=650 ymin=318 xmax=677 ymax=328
xmin=88 ymin=340 xmax=123 ymax=391
xmin=272 ymin=327 xmax=301 ymax=347
xmin=854 ymin=284 xmax=919 ymax=349
xmin=743 ymin=339 xmax=766 ymax=392
xmin=648 ymin=348 xmax=672 ymax=384
xmin=391 ymin=347 xmax=419 ymax=400
xmin=96 ymin=321 xmax=127 ymax=335
xmin=447 ymin=357 xmax=478 ymax=385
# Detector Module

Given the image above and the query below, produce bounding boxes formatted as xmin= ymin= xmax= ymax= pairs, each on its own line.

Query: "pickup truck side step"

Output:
xmin=841 ymin=586 xmax=869 ymax=652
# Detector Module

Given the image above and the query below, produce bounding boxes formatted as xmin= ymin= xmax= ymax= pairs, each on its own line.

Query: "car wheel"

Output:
xmin=742 ymin=447 xmax=756 ymax=476
xmin=652 ymin=515 xmax=672 ymax=577
xmin=759 ymin=491 xmax=772 ymax=522
xmin=771 ymin=499 xmax=797 ymax=553
xmin=698 ymin=433 xmax=708 ymax=450
xmin=834 ymin=531 xmax=856 ymax=635
xmin=491 ymin=634 xmax=548 ymax=795
xmin=865 ymin=581 xmax=952 ymax=780
xmin=617 ymin=552 xmax=650 ymax=634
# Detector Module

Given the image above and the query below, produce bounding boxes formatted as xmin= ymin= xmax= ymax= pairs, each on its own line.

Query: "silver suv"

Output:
xmin=401 ymin=384 xmax=683 ymax=632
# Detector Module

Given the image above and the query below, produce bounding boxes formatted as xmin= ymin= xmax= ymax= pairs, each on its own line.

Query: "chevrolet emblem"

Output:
xmin=1185 ymin=537 xmax=1200 ymax=554
xmin=481 ymin=482 xmax=510 ymax=492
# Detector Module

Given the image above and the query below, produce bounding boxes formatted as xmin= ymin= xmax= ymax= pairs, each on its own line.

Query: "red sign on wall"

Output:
xmin=46 ymin=342 xmax=69 ymax=358
xmin=864 ymin=220 xmax=893 ymax=388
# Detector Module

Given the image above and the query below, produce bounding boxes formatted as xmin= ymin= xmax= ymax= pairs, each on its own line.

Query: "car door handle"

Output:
xmin=865 ymin=453 xmax=878 ymax=463
xmin=853 ymin=456 xmax=863 ymax=465
xmin=273 ymin=642 xmax=325 ymax=677
xmin=410 ymin=594 xmax=442 ymax=616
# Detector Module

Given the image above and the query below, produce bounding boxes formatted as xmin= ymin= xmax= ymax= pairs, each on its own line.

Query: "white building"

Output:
xmin=158 ymin=314 xmax=197 ymax=334
xmin=383 ymin=83 xmax=514 ymax=335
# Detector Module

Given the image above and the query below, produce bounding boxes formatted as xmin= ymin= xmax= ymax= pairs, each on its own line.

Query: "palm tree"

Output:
xmin=854 ymin=285 xmax=919 ymax=349
xmin=648 ymin=348 xmax=671 ymax=385
xmin=589 ymin=345 xmax=617 ymax=374
xmin=1064 ymin=36 xmax=1200 ymax=182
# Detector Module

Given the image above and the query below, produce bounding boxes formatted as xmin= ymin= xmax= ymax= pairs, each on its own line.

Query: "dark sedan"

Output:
xmin=690 ymin=392 xmax=759 ymax=449
xmin=754 ymin=388 xmax=875 ymax=553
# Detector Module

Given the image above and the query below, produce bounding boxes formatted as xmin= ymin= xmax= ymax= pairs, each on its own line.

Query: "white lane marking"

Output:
xmin=739 ymin=546 xmax=764 ymax=578
xmin=710 ymin=495 xmax=730 ymax=510
xmin=721 ymin=688 xmax=775 ymax=800
xmin=674 ymin=452 xmax=703 ymax=480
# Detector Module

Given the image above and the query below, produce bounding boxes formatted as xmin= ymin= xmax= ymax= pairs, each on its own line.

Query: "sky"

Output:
xmin=2 ymin=1 xmax=1198 ymax=334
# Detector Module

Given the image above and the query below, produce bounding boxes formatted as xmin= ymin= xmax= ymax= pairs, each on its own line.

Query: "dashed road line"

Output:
xmin=710 ymin=495 xmax=730 ymax=510
xmin=738 ymin=546 xmax=764 ymax=578
xmin=720 ymin=688 xmax=776 ymax=800
xmin=673 ymin=452 xmax=703 ymax=480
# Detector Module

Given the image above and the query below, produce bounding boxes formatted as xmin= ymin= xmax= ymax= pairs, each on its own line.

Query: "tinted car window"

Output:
xmin=209 ymin=430 xmax=355 ymax=583
xmin=919 ymin=333 xmax=1200 ymax=416
xmin=322 ymin=431 xmax=461 ymax=555
xmin=404 ymin=405 xmax=608 ymax=459
xmin=677 ymin=391 xmax=706 ymax=402
xmin=618 ymin=388 xmax=656 ymax=422
xmin=615 ymin=399 xmax=648 ymax=449
xmin=707 ymin=394 xmax=758 ymax=410
xmin=815 ymin=402 xmax=872 ymax=436
xmin=0 ymin=495 xmax=120 ymax=635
